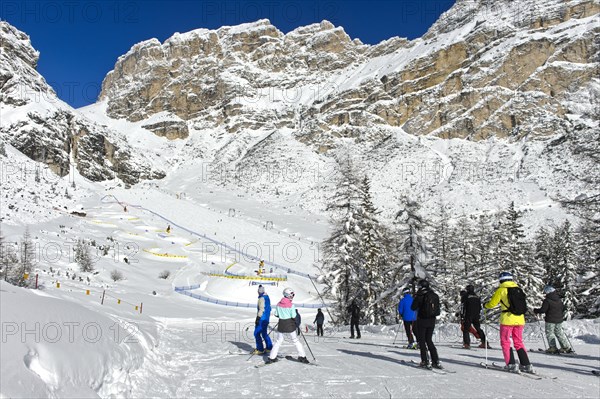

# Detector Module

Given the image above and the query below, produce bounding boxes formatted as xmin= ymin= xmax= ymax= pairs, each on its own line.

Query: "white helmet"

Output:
xmin=283 ymin=287 xmax=295 ymax=299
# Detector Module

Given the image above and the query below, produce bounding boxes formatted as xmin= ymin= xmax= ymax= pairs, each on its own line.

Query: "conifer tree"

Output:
xmin=357 ymin=177 xmax=395 ymax=324
xmin=321 ymin=156 xmax=365 ymax=324
xmin=554 ymin=221 xmax=578 ymax=319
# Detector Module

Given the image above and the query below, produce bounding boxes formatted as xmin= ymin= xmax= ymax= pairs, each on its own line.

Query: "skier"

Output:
xmin=533 ymin=285 xmax=573 ymax=354
xmin=458 ymin=289 xmax=480 ymax=344
xmin=411 ymin=279 xmax=442 ymax=369
xmin=295 ymin=309 xmax=302 ymax=335
xmin=484 ymin=272 xmax=533 ymax=373
xmin=461 ymin=284 xmax=488 ymax=349
xmin=348 ymin=300 xmax=361 ymax=339
xmin=398 ymin=287 xmax=417 ymax=349
xmin=314 ymin=308 xmax=325 ymax=337
xmin=266 ymin=288 xmax=309 ymax=364
xmin=252 ymin=285 xmax=272 ymax=355
xmin=166 ymin=224 xmax=171 ymax=234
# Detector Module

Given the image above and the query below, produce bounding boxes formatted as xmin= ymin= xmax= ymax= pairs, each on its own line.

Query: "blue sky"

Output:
xmin=1 ymin=0 xmax=455 ymax=108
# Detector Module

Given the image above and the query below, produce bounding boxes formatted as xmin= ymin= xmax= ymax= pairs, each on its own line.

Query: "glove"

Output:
xmin=255 ymin=316 xmax=260 ymax=326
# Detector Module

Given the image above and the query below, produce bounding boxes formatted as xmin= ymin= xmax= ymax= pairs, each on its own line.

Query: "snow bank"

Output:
xmin=0 ymin=282 xmax=156 ymax=398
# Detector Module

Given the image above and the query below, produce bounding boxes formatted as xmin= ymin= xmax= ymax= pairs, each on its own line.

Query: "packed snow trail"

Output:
xmin=126 ymin=321 xmax=600 ymax=398
xmin=100 ymin=195 xmax=316 ymax=279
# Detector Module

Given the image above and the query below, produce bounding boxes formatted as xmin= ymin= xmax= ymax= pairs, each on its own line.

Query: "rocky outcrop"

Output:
xmin=0 ymin=21 xmax=165 ymax=185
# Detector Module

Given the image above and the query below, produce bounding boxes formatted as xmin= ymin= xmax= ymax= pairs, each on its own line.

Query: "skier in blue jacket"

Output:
xmin=252 ymin=285 xmax=272 ymax=354
xmin=398 ymin=287 xmax=417 ymax=349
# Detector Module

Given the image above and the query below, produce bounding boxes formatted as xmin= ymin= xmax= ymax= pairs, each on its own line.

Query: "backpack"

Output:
xmin=420 ymin=291 xmax=441 ymax=318
xmin=502 ymin=287 xmax=527 ymax=316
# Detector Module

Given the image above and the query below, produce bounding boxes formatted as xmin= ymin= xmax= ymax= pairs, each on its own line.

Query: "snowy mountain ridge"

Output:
xmin=1 ymin=0 xmax=599 ymax=227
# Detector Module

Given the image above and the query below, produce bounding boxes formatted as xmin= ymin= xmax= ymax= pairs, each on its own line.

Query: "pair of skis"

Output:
xmin=255 ymin=356 xmax=317 ymax=368
xmin=400 ymin=360 xmax=456 ymax=375
xmin=480 ymin=362 xmax=556 ymax=380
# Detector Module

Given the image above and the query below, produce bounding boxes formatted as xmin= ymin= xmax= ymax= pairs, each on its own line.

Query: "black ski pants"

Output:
xmin=463 ymin=318 xmax=486 ymax=346
xmin=416 ymin=318 xmax=439 ymax=364
xmin=316 ymin=323 xmax=324 ymax=337
xmin=403 ymin=321 xmax=415 ymax=344
xmin=350 ymin=318 xmax=361 ymax=338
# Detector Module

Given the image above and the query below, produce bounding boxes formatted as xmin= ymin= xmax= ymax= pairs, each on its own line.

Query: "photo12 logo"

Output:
xmin=0 ymin=1 xmax=140 ymax=24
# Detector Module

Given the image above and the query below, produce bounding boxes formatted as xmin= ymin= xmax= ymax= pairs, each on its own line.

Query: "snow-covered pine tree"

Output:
xmin=17 ymin=227 xmax=35 ymax=287
xmin=575 ymin=215 xmax=600 ymax=317
xmin=428 ymin=205 xmax=460 ymax=318
xmin=75 ymin=239 xmax=94 ymax=273
xmin=470 ymin=213 xmax=497 ymax=296
xmin=553 ymin=220 xmax=578 ymax=320
xmin=0 ymin=233 xmax=18 ymax=282
xmin=500 ymin=202 xmax=544 ymax=298
xmin=321 ymin=156 xmax=365 ymax=325
xmin=393 ymin=195 xmax=430 ymax=293
xmin=356 ymin=176 xmax=395 ymax=324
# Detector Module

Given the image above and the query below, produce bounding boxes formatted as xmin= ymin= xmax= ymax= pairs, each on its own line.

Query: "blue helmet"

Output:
xmin=498 ymin=271 xmax=513 ymax=282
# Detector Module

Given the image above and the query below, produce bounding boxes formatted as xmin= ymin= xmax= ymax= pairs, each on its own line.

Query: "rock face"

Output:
xmin=1 ymin=0 xmax=598 ymax=222
xmin=0 ymin=22 xmax=165 ymax=185
xmin=98 ymin=0 xmax=598 ymax=143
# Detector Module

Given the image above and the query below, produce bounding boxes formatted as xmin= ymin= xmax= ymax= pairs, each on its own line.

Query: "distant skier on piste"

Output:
xmin=411 ymin=279 xmax=442 ymax=369
xmin=314 ymin=308 xmax=325 ymax=337
xmin=266 ymin=288 xmax=309 ymax=364
xmin=398 ymin=287 xmax=417 ymax=349
xmin=460 ymin=284 xmax=488 ymax=349
xmin=484 ymin=271 xmax=534 ymax=373
xmin=348 ymin=300 xmax=361 ymax=339
xmin=252 ymin=285 xmax=272 ymax=355
xmin=533 ymin=285 xmax=574 ymax=354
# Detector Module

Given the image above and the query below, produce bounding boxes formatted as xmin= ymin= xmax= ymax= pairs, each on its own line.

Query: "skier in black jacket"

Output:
xmin=534 ymin=286 xmax=573 ymax=354
xmin=348 ymin=300 xmax=361 ymax=339
xmin=411 ymin=279 xmax=441 ymax=369
xmin=314 ymin=308 xmax=325 ymax=337
xmin=461 ymin=285 xmax=488 ymax=349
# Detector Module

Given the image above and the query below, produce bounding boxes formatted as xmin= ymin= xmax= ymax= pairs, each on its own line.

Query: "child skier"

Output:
xmin=252 ymin=285 xmax=272 ymax=354
xmin=266 ymin=288 xmax=309 ymax=364
xmin=533 ymin=285 xmax=574 ymax=354
xmin=398 ymin=287 xmax=417 ymax=349
xmin=484 ymin=272 xmax=533 ymax=373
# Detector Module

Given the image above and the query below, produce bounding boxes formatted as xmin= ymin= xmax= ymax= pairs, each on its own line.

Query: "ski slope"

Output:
xmin=1 ymin=180 xmax=599 ymax=398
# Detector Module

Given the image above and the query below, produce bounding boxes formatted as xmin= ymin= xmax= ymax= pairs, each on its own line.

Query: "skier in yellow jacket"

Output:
xmin=484 ymin=272 xmax=533 ymax=373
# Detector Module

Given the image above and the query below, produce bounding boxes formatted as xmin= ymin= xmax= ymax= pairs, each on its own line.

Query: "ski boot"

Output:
xmin=265 ymin=357 xmax=278 ymax=364
xmin=251 ymin=349 xmax=265 ymax=355
xmin=418 ymin=361 xmax=432 ymax=370
xmin=520 ymin=364 xmax=535 ymax=374
xmin=545 ymin=347 xmax=559 ymax=354
xmin=462 ymin=344 xmax=471 ymax=349
xmin=504 ymin=363 xmax=519 ymax=373
xmin=432 ymin=362 xmax=444 ymax=370
xmin=478 ymin=342 xmax=491 ymax=349
xmin=297 ymin=356 xmax=310 ymax=364
xmin=559 ymin=347 xmax=574 ymax=354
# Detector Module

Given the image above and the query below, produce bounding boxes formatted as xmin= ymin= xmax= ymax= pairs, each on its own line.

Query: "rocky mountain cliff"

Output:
xmin=98 ymin=0 xmax=598 ymax=143
xmin=1 ymin=0 xmax=598 ymax=225
xmin=0 ymin=22 xmax=165 ymax=185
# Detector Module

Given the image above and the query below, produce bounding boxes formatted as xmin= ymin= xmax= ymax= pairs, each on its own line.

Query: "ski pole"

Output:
xmin=392 ymin=322 xmax=401 ymax=345
xmin=300 ymin=330 xmax=316 ymax=361
xmin=483 ymin=308 xmax=489 ymax=366
xmin=531 ymin=312 xmax=547 ymax=350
